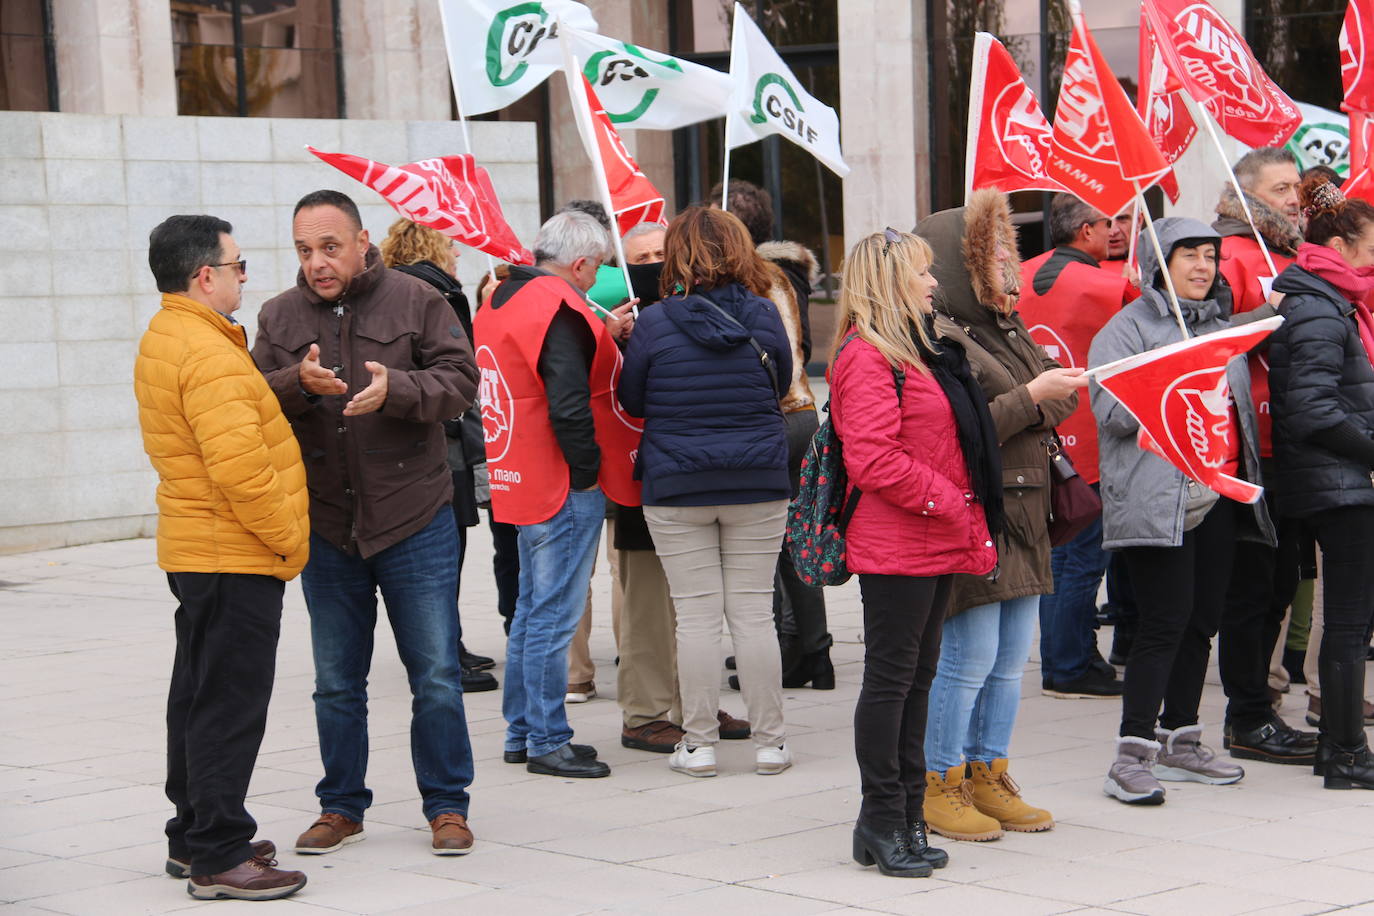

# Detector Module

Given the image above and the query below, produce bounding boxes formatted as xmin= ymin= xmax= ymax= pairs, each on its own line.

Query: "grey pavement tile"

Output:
xmin=0 ymin=858 xmax=143 ymax=903
xmin=1189 ymin=819 xmax=1374 ymax=859
xmin=386 ymin=889 xmax=595 ymax=916
xmin=1077 ymin=838 xmax=1292 ymax=883
xmin=503 ymin=861 xmax=715 ymax=909
xmin=612 ymin=883 xmax=839 ymax=915
xmin=1110 ymin=884 xmax=1315 ymax=916
xmin=868 ymin=883 xmax=1080 ymax=915
xmin=743 ymin=863 xmax=959 ymax=905
xmin=1211 ymin=861 xmax=1374 ymax=908
xmin=268 ymin=867 xmax=487 ymax=912
xmin=0 ymin=847 xmax=50 ymax=870
xmin=16 ymin=874 xmax=203 ymax=915
xmin=532 ymin=823 xmax=723 ymax=865
xmin=975 ymin=860 xmax=1191 ymax=908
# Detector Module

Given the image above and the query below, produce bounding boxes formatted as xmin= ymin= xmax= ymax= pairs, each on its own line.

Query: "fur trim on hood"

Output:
xmin=916 ymin=189 xmax=1021 ymax=326
xmin=756 ymin=240 xmax=820 ymax=287
xmin=1213 ymin=185 xmax=1302 ymax=258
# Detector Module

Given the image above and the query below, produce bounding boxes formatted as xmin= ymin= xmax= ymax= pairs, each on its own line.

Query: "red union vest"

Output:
xmin=473 ymin=275 xmax=642 ymax=525
xmin=1219 ymin=235 xmax=1296 ymax=459
xmin=1017 ymin=250 xmax=1135 ymax=485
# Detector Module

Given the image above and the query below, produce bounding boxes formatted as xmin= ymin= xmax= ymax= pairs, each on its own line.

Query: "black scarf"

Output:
xmin=915 ymin=319 xmax=1005 ymax=542
xmin=393 ymin=260 xmax=472 ymax=337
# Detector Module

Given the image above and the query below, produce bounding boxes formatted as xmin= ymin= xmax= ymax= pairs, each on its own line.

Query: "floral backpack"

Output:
xmin=785 ymin=336 xmax=904 ymax=587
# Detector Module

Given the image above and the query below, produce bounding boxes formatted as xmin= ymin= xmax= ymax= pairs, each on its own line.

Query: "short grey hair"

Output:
xmin=1049 ymin=193 xmax=1105 ymax=247
xmin=533 ymin=210 xmax=613 ymax=267
xmin=623 ymin=221 xmax=665 ymax=242
xmin=1233 ymin=147 xmax=1298 ymax=191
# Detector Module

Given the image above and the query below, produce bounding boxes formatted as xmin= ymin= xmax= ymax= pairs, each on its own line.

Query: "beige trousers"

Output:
xmin=644 ymin=500 xmax=787 ymax=749
xmin=616 ymin=547 xmax=681 ymax=728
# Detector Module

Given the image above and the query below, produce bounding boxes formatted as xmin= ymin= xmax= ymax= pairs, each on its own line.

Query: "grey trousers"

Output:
xmin=645 ymin=500 xmax=788 ymax=748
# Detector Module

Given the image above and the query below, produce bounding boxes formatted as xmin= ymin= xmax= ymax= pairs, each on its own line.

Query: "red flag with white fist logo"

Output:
xmin=307 ymin=147 xmax=533 ymax=265
xmin=964 ymin=32 xmax=1068 ymax=199
xmin=1090 ymin=316 xmax=1282 ymax=504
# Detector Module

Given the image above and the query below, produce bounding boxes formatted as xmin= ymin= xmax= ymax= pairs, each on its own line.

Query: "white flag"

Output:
xmin=561 ymin=26 xmax=732 ymax=131
xmin=438 ymin=0 xmax=598 ymax=116
xmin=724 ymin=2 xmax=849 ymax=177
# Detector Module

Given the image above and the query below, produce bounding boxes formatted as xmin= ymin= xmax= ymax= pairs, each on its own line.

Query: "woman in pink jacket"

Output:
xmin=830 ymin=229 xmax=1003 ymax=878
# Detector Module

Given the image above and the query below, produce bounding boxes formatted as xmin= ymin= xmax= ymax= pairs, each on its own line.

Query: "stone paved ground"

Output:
xmin=4 ymin=530 xmax=1374 ymax=915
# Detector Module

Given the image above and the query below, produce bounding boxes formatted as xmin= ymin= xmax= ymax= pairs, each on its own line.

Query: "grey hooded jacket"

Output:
xmin=1087 ymin=217 xmax=1276 ymax=550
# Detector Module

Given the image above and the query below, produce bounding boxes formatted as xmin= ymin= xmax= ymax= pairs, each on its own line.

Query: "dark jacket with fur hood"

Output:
xmin=918 ymin=190 xmax=1078 ymax=616
xmin=758 ymin=241 xmax=818 ymax=413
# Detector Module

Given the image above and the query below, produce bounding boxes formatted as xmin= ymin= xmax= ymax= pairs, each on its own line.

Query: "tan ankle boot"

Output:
xmin=923 ymin=765 xmax=1003 ymax=841
xmin=968 ymin=758 xmax=1054 ymax=832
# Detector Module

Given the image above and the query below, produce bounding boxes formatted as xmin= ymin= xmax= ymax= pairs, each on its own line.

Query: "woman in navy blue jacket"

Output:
xmin=618 ymin=206 xmax=794 ymax=779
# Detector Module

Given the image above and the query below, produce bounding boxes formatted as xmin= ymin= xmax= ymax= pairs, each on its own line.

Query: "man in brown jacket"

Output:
xmin=252 ymin=190 xmax=480 ymax=857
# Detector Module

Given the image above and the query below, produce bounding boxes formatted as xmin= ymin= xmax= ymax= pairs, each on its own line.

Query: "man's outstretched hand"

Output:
xmin=343 ymin=361 xmax=389 ymax=416
xmin=300 ymin=343 xmax=348 ymax=396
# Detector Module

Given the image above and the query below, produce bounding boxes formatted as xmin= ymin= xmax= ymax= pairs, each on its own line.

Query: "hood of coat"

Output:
xmin=661 ymin=282 xmax=762 ymax=351
xmin=1138 ymin=216 xmax=1229 ymax=315
xmin=1213 ymin=184 xmax=1302 ymax=257
xmin=757 ymin=240 xmax=819 ymax=288
xmin=916 ymin=189 xmax=1021 ymax=327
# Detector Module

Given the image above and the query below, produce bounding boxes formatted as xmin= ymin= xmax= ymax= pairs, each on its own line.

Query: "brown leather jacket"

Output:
xmin=252 ymin=246 xmax=478 ymax=558
xmin=918 ymin=191 xmax=1078 ymax=616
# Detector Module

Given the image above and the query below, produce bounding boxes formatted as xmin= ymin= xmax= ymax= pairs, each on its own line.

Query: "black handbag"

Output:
xmin=1046 ymin=434 xmax=1102 ymax=546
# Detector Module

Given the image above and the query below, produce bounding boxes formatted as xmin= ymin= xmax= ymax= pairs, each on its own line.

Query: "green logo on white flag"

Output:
xmin=582 ymin=43 xmax=683 ymax=124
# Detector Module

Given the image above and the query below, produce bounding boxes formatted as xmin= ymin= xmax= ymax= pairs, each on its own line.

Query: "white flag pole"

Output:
xmin=721 ymin=142 xmax=732 ymax=210
xmin=1126 ymin=198 xmax=1141 ymax=271
xmin=559 ymin=30 xmax=636 ymax=316
xmin=1133 ymin=180 xmax=1189 ymax=339
xmin=437 ymin=0 xmax=498 ymax=286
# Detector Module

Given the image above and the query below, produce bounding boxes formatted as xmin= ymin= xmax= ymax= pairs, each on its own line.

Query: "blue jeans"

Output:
xmin=503 ymin=488 xmax=605 ymax=757
xmin=1038 ymin=503 xmax=1108 ymax=684
xmin=301 ymin=509 xmax=472 ymax=822
xmin=924 ymin=595 xmax=1040 ymax=771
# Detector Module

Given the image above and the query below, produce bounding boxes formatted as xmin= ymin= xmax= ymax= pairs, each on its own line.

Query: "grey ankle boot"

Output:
xmin=1153 ymin=725 xmax=1244 ymax=785
xmin=1104 ymin=736 xmax=1165 ymax=805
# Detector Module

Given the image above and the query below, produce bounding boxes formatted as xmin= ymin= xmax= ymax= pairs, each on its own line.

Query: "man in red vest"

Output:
xmin=474 ymin=210 xmax=637 ymax=779
xmin=1212 ymin=148 xmax=1317 ymax=764
xmin=1019 ymin=194 xmax=1134 ymax=699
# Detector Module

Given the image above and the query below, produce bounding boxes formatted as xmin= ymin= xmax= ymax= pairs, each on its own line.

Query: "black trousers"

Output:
xmin=854 ymin=574 xmax=950 ymax=829
xmin=774 ymin=408 xmax=830 ymax=655
xmin=1219 ymin=516 xmax=1302 ymax=730
xmin=1119 ymin=502 xmax=1236 ymax=739
xmin=488 ymin=511 xmax=520 ymax=635
xmin=1311 ymin=506 xmax=1374 ymax=665
xmin=164 ymin=571 xmax=284 ymax=876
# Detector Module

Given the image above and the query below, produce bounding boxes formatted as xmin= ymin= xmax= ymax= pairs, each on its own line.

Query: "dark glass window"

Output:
xmin=1246 ymin=0 xmax=1344 ymax=112
xmin=171 ymin=0 xmax=341 ymax=117
xmin=0 ymin=0 xmax=57 ymax=111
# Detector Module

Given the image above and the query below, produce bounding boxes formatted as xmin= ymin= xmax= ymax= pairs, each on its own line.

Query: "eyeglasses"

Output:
xmin=209 ymin=259 xmax=247 ymax=276
xmin=882 ymin=226 xmax=901 ymax=256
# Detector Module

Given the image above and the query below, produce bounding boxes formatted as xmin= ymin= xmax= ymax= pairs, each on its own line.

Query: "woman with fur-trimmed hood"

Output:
xmin=915 ymin=190 xmax=1086 ymax=842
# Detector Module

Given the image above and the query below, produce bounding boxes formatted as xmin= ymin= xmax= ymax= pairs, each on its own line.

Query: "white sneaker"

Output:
xmin=565 ymin=683 xmax=596 ymax=704
xmin=756 ymin=744 xmax=792 ymax=775
xmin=669 ymin=741 xmax=717 ymax=778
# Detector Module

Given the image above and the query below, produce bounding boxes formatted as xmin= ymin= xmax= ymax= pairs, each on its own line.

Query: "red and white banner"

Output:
xmin=307 ymin=147 xmax=533 ymax=264
xmin=1090 ymin=316 xmax=1283 ymax=504
xmin=964 ymin=32 xmax=1068 ymax=199
xmin=1137 ymin=22 xmax=1195 ymax=203
xmin=1141 ymin=0 xmax=1300 ymax=149
xmin=577 ymin=74 xmax=666 ymax=235
xmin=1047 ymin=5 xmax=1170 ymax=218
xmin=1343 ymin=0 xmax=1374 ymax=113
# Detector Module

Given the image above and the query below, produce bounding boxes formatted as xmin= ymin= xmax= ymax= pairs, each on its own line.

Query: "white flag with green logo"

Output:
xmin=1285 ymin=101 xmax=1353 ymax=178
xmin=560 ymin=26 xmax=732 ymax=131
xmin=724 ymin=2 xmax=849 ymax=177
xmin=438 ymin=0 xmax=598 ymax=116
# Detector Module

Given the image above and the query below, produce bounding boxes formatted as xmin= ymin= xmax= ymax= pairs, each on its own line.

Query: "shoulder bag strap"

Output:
xmin=697 ymin=297 xmax=782 ymax=398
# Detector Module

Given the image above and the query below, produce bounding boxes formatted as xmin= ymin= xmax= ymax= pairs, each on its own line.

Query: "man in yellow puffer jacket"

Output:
xmin=134 ymin=215 xmax=309 ymax=902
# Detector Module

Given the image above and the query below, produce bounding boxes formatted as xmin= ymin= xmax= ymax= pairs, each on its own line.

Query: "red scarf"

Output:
xmin=1298 ymin=245 xmax=1374 ymax=371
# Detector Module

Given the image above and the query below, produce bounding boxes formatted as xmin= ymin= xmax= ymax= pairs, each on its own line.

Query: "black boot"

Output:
xmin=907 ymin=819 xmax=948 ymax=869
xmin=852 ymin=819 xmax=932 ymax=877
xmin=783 ymin=646 xmax=835 ymax=690
xmin=1318 ymin=658 xmax=1374 ymax=790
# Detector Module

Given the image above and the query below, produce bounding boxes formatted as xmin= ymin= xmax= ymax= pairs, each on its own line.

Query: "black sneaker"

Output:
xmin=1044 ymin=667 xmax=1123 ymax=698
xmin=461 ymin=667 xmax=498 ymax=692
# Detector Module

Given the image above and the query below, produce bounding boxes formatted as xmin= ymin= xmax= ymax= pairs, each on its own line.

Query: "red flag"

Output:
xmin=578 ymin=75 xmax=666 ymax=235
xmin=964 ymin=32 xmax=1068 ymax=198
xmin=1048 ymin=7 xmax=1170 ymax=217
xmin=1091 ymin=317 xmax=1282 ymax=504
xmin=1343 ymin=0 xmax=1374 ymax=113
xmin=1137 ymin=21 xmax=1196 ymax=203
xmin=1141 ymin=0 xmax=1300 ymax=149
xmin=307 ymin=147 xmax=533 ymax=265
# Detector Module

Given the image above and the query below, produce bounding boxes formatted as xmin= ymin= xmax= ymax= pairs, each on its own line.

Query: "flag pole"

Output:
xmin=1126 ymin=198 xmax=1141 ymax=272
xmin=1134 ymin=180 xmax=1190 ymax=339
xmin=721 ymin=141 xmax=732 ymax=210
xmin=1186 ymin=97 xmax=1280 ymax=278
xmin=437 ymin=0 xmax=499 ymax=287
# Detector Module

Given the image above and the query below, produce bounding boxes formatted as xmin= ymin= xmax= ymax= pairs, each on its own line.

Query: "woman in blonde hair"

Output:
xmin=831 ymin=228 xmax=1002 ymax=878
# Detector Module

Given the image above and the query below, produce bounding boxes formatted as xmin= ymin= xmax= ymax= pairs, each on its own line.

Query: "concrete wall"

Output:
xmin=0 ymin=111 xmax=538 ymax=554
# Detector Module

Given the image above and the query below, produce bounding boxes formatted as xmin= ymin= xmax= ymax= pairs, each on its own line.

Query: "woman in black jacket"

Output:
xmin=1268 ymin=175 xmax=1374 ymax=790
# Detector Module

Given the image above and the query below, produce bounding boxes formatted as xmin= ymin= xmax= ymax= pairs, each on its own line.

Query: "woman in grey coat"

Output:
xmin=1089 ymin=217 xmax=1275 ymax=806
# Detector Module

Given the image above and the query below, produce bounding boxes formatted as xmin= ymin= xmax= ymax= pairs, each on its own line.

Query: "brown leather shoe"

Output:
xmin=166 ymin=840 xmax=275 ymax=878
xmin=621 ymin=720 xmax=685 ymax=753
xmin=186 ymin=855 xmax=306 ymax=901
xmin=294 ymin=812 xmax=364 ymax=854
xmin=718 ymin=709 xmax=751 ymax=740
xmin=430 ymin=812 xmax=475 ymax=856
